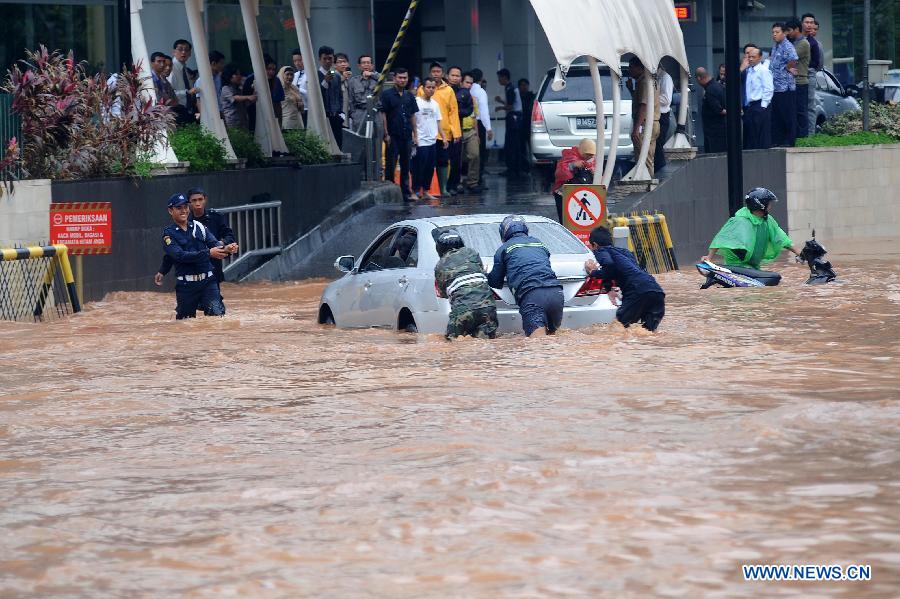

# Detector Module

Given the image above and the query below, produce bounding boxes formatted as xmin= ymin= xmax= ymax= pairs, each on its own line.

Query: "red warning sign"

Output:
xmin=561 ymin=184 xmax=606 ymax=246
xmin=49 ymin=202 xmax=112 ymax=255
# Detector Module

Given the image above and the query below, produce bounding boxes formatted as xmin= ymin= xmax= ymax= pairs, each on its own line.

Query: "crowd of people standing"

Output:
xmin=697 ymin=13 xmax=824 ymax=153
xmin=148 ymin=39 xmax=533 ymax=201
xmin=379 ymin=61 xmax=532 ymax=201
xmin=149 ymin=39 xmax=379 ymax=142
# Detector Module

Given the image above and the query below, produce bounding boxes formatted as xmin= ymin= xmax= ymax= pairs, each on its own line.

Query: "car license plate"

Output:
xmin=575 ymin=116 xmax=608 ymax=130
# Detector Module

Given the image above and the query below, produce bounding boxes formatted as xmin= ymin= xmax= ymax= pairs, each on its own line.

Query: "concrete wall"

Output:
xmin=786 ymin=144 xmax=900 ymax=256
xmin=625 ymin=150 xmax=789 ymax=262
xmin=0 ymin=179 xmax=53 ymax=247
xmin=49 ymin=163 xmax=361 ymax=301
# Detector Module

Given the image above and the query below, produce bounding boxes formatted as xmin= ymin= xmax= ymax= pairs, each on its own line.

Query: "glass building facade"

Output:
xmin=1 ymin=1 xmax=120 ymax=74
xmin=833 ymin=0 xmax=898 ymax=84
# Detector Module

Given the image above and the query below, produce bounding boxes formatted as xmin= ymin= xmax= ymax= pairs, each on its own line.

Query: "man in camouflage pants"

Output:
xmin=433 ymin=229 xmax=498 ymax=339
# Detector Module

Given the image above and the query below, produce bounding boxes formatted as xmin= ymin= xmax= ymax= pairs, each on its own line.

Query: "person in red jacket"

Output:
xmin=552 ymin=138 xmax=597 ymax=222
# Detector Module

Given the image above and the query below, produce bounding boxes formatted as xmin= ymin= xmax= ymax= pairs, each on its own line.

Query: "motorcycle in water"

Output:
xmin=696 ymin=232 xmax=837 ymax=289
xmin=797 ymin=233 xmax=837 ymax=285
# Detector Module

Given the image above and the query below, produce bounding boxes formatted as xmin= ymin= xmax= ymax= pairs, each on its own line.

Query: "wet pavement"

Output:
xmin=1 ymin=253 xmax=899 ymax=597
xmin=298 ymin=166 xmax=655 ymax=279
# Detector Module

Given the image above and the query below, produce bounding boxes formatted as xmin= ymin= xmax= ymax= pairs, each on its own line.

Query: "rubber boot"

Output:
xmin=437 ymin=166 xmax=449 ymax=197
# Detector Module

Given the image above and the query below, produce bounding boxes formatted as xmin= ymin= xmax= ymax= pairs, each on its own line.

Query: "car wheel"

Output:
xmin=319 ymin=304 xmax=336 ymax=325
xmin=398 ymin=308 xmax=417 ymax=333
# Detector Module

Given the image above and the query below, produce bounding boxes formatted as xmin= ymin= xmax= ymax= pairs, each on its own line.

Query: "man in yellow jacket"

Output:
xmin=418 ymin=62 xmax=460 ymax=196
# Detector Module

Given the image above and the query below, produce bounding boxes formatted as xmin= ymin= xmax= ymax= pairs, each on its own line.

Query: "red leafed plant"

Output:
xmin=2 ymin=46 xmax=175 ymax=181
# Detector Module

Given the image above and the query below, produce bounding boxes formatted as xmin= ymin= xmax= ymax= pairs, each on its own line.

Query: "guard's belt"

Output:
xmin=178 ymin=271 xmax=213 ymax=282
xmin=447 ymin=272 xmax=488 ymax=296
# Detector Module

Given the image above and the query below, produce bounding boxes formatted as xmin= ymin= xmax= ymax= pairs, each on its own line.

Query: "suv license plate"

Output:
xmin=576 ymin=116 xmax=608 ymax=129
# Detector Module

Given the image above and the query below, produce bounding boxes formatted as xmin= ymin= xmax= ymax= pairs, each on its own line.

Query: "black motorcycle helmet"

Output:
xmin=499 ymin=215 xmax=528 ymax=242
xmin=435 ymin=229 xmax=465 ymax=257
xmin=744 ymin=187 xmax=778 ymax=215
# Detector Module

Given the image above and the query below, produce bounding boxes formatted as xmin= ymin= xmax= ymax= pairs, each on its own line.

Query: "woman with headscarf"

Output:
xmin=279 ymin=66 xmax=304 ymax=130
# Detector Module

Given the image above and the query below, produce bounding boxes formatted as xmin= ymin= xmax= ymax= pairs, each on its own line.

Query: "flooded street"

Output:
xmin=1 ymin=258 xmax=899 ymax=597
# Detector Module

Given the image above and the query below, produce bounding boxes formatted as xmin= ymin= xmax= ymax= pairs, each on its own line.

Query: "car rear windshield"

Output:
xmin=538 ymin=69 xmax=616 ymax=102
xmin=449 ymin=222 xmax=588 ymax=257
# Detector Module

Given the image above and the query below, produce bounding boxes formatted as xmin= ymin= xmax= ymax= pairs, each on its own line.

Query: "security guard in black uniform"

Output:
xmin=156 ymin=187 xmax=238 ymax=285
xmin=162 ymin=192 xmax=229 ymax=319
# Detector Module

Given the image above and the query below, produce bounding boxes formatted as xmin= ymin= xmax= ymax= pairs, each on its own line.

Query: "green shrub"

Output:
xmin=2 ymin=46 xmax=174 ymax=182
xmin=227 ymin=127 xmax=267 ymax=168
xmin=821 ymin=103 xmax=900 ymax=139
xmin=170 ymin=124 xmax=228 ymax=172
xmin=796 ymin=131 xmax=897 ymax=147
xmin=282 ymin=129 xmax=332 ymax=165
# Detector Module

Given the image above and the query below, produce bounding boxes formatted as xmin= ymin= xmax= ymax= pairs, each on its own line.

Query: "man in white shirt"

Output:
xmin=741 ymin=45 xmax=774 ymax=150
xmin=291 ymin=48 xmax=309 ymax=124
xmin=469 ymin=68 xmax=493 ymax=185
xmin=654 ymin=67 xmax=674 ymax=171
xmin=168 ymin=39 xmax=198 ymax=118
xmin=413 ymin=77 xmax=447 ymax=200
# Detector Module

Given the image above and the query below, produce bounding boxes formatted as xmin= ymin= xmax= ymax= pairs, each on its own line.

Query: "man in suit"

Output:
xmin=168 ymin=39 xmax=199 ymax=120
xmin=695 ymin=67 xmax=727 ymax=153
xmin=740 ymin=45 xmax=774 ymax=150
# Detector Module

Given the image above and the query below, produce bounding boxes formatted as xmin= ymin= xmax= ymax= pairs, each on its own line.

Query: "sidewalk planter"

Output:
xmin=48 ymin=163 xmax=362 ymax=301
xmin=149 ymin=162 xmax=191 ymax=176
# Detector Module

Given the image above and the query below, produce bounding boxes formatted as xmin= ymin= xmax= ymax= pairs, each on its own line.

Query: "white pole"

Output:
xmin=184 ymin=0 xmax=236 ymax=159
xmin=131 ymin=0 xmax=179 ymax=163
xmin=622 ymin=71 xmax=654 ymax=182
xmin=666 ymin=67 xmax=691 ymax=149
xmin=588 ymin=56 xmax=605 ymax=185
xmin=288 ymin=0 xmax=341 ymax=155
xmin=601 ymin=70 xmax=621 ymax=187
xmin=238 ymin=0 xmax=288 ymax=156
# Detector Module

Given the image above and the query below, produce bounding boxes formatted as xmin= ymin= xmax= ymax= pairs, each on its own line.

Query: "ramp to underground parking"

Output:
xmin=242 ymin=178 xmax=559 ymax=282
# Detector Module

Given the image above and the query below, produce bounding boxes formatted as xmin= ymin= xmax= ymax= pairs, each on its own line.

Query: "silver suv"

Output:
xmin=530 ymin=63 xmax=633 ymax=177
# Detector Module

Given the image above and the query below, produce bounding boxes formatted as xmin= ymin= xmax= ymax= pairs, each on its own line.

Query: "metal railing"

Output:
xmin=218 ymin=201 xmax=283 ymax=277
xmin=1 ymin=93 xmax=22 ymax=179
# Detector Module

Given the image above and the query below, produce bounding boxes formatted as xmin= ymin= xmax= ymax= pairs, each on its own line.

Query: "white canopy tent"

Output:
xmin=130 ymin=0 xmax=179 ymax=164
xmin=529 ymin=0 xmax=692 ymax=184
xmin=288 ymin=0 xmax=342 ymax=155
xmin=238 ymin=0 xmax=288 ymax=156
xmin=184 ymin=0 xmax=236 ymax=159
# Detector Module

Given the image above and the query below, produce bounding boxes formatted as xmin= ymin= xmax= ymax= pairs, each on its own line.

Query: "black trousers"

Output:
xmin=703 ymin=123 xmax=727 ymax=153
xmin=327 ymin=114 xmax=344 ymax=148
xmin=742 ymin=101 xmax=772 ymax=150
xmin=771 ymin=90 xmax=796 ymax=147
xmin=504 ymin=112 xmax=523 ymax=173
xmin=412 ymin=143 xmax=436 ymax=192
xmin=447 ymin=140 xmax=463 ymax=190
xmin=795 ymin=84 xmax=809 ymax=138
xmin=175 ymin=278 xmax=224 ymax=319
xmin=654 ymin=111 xmax=670 ymax=170
xmin=385 ymin=135 xmax=412 ymax=196
xmin=477 ymin=121 xmax=487 ymax=180
xmin=616 ymin=291 xmax=665 ymax=332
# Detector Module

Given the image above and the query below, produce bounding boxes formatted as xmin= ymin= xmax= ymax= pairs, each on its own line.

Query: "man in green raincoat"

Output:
xmin=701 ymin=187 xmax=800 ymax=268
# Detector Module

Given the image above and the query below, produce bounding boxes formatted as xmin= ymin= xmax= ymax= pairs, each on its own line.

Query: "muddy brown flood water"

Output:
xmin=1 ymin=259 xmax=899 ymax=597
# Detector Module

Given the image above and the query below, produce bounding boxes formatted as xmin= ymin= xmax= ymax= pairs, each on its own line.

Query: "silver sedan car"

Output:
xmin=318 ymin=215 xmax=617 ymax=334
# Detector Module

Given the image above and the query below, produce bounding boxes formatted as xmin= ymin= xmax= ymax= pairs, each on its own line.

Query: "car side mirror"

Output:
xmin=846 ymin=87 xmax=859 ymax=98
xmin=335 ymin=255 xmax=355 ymax=273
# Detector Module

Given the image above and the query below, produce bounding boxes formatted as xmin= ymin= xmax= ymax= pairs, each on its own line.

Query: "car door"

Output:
xmin=337 ymin=228 xmax=399 ymax=328
xmin=817 ymin=70 xmax=847 ymax=121
xmin=366 ymin=226 xmax=422 ymax=328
